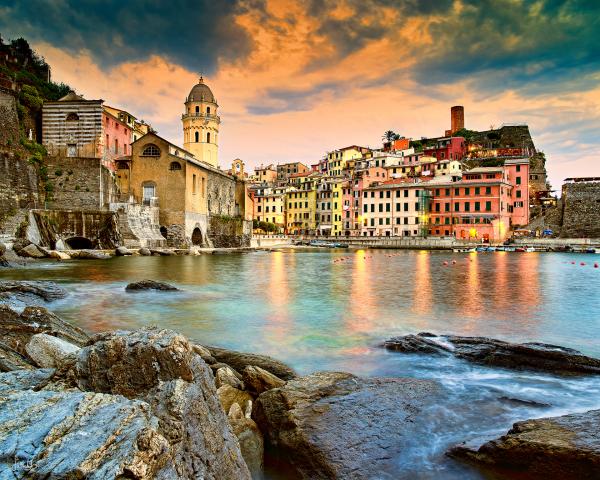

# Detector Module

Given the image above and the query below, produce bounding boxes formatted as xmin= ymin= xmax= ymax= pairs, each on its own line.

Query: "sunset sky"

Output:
xmin=2 ymin=0 xmax=599 ymax=189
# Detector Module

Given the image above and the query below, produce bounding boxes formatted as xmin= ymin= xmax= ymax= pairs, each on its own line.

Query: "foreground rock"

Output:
xmin=25 ymin=332 xmax=80 ymax=368
xmin=116 ymin=246 xmax=132 ymax=256
xmin=229 ymin=402 xmax=264 ymax=478
xmin=139 ymin=247 xmax=152 ymax=256
xmin=253 ymin=371 xmax=441 ymax=479
xmin=0 ymin=369 xmax=171 ymax=479
xmin=208 ymin=346 xmax=297 ymax=381
xmin=72 ymin=327 xmax=250 ymax=479
xmin=71 ymin=249 xmax=111 ymax=260
xmin=449 ymin=409 xmax=600 ymax=479
xmin=0 ymin=305 xmax=88 ymax=361
xmin=383 ymin=333 xmax=600 ymax=375
xmin=17 ymin=243 xmax=46 ymax=258
xmin=243 ymin=365 xmax=285 ymax=394
xmin=0 ymin=340 xmax=36 ymax=371
xmin=125 ymin=279 xmax=180 ymax=291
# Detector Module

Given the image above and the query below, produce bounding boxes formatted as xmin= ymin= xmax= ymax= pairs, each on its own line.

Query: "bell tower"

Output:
xmin=182 ymin=76 xmax=220 ymax=168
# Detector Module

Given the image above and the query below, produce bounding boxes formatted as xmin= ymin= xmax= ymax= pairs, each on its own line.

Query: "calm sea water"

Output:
xmin=2 ymin=249 xmax=599 ymax=478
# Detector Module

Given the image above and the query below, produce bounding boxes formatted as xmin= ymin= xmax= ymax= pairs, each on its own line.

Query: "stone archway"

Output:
xmin=191 ymin=227 xmax=203 ymax=246
xmin=160 ymin=226 xmax=168 ymax=239
xmin=65 ymin=236 xmax=94 ymax=249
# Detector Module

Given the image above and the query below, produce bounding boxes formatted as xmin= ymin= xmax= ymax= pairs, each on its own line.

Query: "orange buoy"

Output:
xmin=443 ymin=261 xmax=448 ymax=266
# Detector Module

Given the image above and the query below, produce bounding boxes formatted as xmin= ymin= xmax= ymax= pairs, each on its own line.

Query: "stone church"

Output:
xmin=118 ymin=78 xmax=252 ymax=247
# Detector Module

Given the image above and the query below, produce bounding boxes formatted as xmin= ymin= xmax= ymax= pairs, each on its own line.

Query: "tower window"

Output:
xmin=207 ymin=132 xmax=211 ymax=143
xmin=195 ymin=131 xmax=199 ymax=142
xmin=207 ymin=106 xmax=211 ymax=115
xmin=195 ymin=106 xmax=199 ymax=114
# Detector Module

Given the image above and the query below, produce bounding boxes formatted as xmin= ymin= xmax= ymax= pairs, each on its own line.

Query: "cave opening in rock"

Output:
xmin=65 ymin=236 xmax=94 ymax=250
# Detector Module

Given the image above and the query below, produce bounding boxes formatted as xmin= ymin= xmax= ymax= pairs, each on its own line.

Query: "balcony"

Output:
xmin=181 ymin=112 xmax=221 ymax=124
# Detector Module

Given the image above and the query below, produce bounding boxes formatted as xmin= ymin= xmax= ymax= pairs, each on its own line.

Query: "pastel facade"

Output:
xmin=254 ymin=190 xmax=286 ymax=228
xmin=286 ymin=183 xmax=317 ymax=234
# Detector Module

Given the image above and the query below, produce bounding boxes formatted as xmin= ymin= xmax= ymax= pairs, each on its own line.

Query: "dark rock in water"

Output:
xmin=72 ymin=327 xmax=250 ymax=479
xmin=125 ymin=279 xmax=179 ymax=291
xmin=253 ymin=371 xmax=441 ymax=479
xmin=115 ymin=246 xmax=132 ymax=256
xmin=208 ymin=346 xmax=297 ymax=381
xmin=0 ymin=370 xmax=171 ymax=479
xmin=498 ymin=396 xmax=551 ymax=408
xmin=448 ymin=409 xmax=600 ymax=479
xmin=0 ymin=305 xmax=89 ymax=359
xmin=0 ymin=340 xmax=36 ymax=371
xmin=0 ymin=280 xmax=67 ymax=302
xmin=150 ymin=248 xmax=175 ymax=256
xmin=383 ymin=333 xmax=600 ymax=375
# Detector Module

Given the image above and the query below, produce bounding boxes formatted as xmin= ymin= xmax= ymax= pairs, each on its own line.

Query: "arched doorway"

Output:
xmin=191 ymin=227 xmax=203 ymax=246
xmin=65 ymin=236 xmax=94 ymax=249
xmin=160 ymin=226 xmax=168 ymax=239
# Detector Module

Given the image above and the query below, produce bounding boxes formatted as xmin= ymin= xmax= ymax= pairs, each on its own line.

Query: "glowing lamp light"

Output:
xmin=469 ymin=228 xmax=477 ymax=238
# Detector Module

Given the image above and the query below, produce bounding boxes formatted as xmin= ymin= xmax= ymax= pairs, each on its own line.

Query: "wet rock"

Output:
xmin=115 ymin=246 xmax=132 ymax=256
xmin=125 ymin=279 xmax=180 ymax=292
xmin=216 ymin=366 xmax=245 ymax=389
xmin=150 ymin=248 xmax=176 ymax=256
xmin=243 ymin=365 xmax=285 ymax=394
xmin=72 ymin=249 xmax=111 ymax=260
xmin=139 ymin=247 xmax=152 ymax=256
xmin=498 ymin=396 xmax=551 ymax=408
xmin=383 ymin=333 xmax=600 ymax=375
xmin=448 ymin=409 xmax=600 ymax=479
xmin=253 ymin=371 xmax=442 ymax=479
xmin=218 ymin=384 xmax=254 ymax=414
xmin=25 ymin=333 xmax=80 ymax=368
xmin=17 ymin=243 xmax=47 ymax=258
xmin=0 ymin=280 xmax=67 ymax=302
xmin=229 ymin=403 xmax=264 ymax=478
xmin=0 ymin=340 xmax=36 ymax=371
xmin=193 ymin=344 xmax=217 ymax=364
xmin=73 ymin=328 xmax=251 ymax=479
xmin=0 ymin=367 xmax=55 ymax=393
xmin=0 ymin=372 xmax=171 ymax=479
xmin=208 ymin=346 xmax=297 ymax=381
xmin=0 ymin=304 xmax=89 ymax=356
xmin=48 ymin=249 xmax=71 ymax=260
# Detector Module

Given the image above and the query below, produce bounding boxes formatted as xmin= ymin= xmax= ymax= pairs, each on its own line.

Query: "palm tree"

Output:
xmin=382 ymin=130 xmax=397 ymax=142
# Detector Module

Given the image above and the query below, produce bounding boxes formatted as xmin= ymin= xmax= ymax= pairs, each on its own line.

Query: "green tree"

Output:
xmin=382 ymin=130 xmax=397 ymax=142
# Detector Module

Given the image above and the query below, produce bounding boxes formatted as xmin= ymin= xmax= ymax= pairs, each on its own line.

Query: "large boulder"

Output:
xmin=25 ymin=333 xmax=80 ymax=368
xmin=253 ymin=371 xmax=442 ymax=479
xmin=72 ymin=249 xmax=111 ymax=260
xmin=242 ymin=365 xmax=285 ymax=394
xmin=73 ymin=328 xmax=251 ymax=479
xmin=17 ymin=243 xmax=46 ymax=258
xmin=0 ymin=369 xmax=171 ymax=479
xmin=125 ymin=280 xmax=179 ymax=292
xmin=215 ymin=365 xmax=244 ymax=390
xmin=383 ymin=333 xmax=600 ymax=375
xmin=139 ymin=247 xmax=152 ymax=256
xmin=208 ymin=346 xmax=297 ymax=381
xmin=47 ymin=249 xmax=71 ymax=260
xmin=448 ymin=409 xmax=600 ymax=479
xmin=116 ymin=246 xmax=132 ymax=256
xmin=0 ymin=305 xmax=89 ymax=356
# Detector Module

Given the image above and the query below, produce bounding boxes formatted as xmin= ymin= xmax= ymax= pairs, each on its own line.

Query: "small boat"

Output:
xmin=487 ymin=246 xmax=497 ymax=252
xmin=515 ymin=247 xmax=526 ymax=252
xmin=496 ymin=246 xmax=505 ymax=251
xmin=585 ymin=247 xmax=597 ymax=254
xmin=475 ymin=247 xmax=487 ymax=252
xmin=332 ymin=242 xmax=349 ymax=248
xmin=525 ymin=246 xmax=535 ymax=252
xmin=504 ymin=247 xmax=516 ymax=252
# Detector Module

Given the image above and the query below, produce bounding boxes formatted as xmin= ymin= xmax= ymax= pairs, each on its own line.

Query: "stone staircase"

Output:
xmin=0 ymin=208 xmax=28 ymax=246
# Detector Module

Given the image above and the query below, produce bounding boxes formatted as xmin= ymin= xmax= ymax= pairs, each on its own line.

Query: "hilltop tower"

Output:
xmin=451 ymin=105 xmax=464 ymax=134
xmin=182 ymin=77 xmax=220 ymax=168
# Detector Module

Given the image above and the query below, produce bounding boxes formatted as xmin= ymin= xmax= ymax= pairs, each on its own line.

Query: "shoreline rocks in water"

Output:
xmin=125 ymin=279 xmax=180 ymax=291
xmin=448 ymin=409 xmax=600 ymax=479
xmin=253 ymin=371 xmax=443 ymax=479
xmin=383 ymin=332 xmax=600 ymax=375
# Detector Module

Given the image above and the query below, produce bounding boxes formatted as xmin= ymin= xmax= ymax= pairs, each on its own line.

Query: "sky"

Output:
xmin=2 ymin=0 xmax=599 ymax=189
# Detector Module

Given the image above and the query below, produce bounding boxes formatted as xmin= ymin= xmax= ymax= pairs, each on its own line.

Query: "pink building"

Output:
xmin=424 ymin=136 xmax=466 ymax=161
xmin=427 ymin=167 xmax=514 ymax=242
xmin=342 ymin=166 xmax=388 ymax=235
xmin=102 ymin=109 xmax=132 ymax=170
xmin=504 ymin=158 xmax=530 ymax=227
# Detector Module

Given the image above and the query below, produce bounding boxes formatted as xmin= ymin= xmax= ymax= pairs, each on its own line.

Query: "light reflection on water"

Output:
xmin=2 ymin=249 xmax=599 ymax=478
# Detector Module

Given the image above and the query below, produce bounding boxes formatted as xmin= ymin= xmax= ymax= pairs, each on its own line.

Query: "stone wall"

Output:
xmin=208 ymin=215 xmax=251 ymax=248
xmin=45 ymin=156 xmax=117 ymax=211
xmin=110 ymin=202 xmax=166 ymax=248
xmin=30 ymin=209 xmax=121 ymax=249
xmin=0 ymin=89 xmax=20 ymax=148
xmin=560 ymin=181 xmax=600 ymax=238
xmin=207 ymin=170 xmax=236 ymax=217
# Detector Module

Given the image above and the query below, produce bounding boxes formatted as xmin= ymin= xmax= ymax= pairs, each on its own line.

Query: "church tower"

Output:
xmin=182 ymin=77 xmax=220 ymax=168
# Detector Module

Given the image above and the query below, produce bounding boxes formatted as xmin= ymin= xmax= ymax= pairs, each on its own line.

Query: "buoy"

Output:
xmin=571 ymin=261 xmax=576 ymax=264
xmin=581 ymin=262 xmax=586 ymax=266
xmin=594 ymin=263 xmax=598 ymax=268
xmin=452 ymin=260 xmax=457 ymax=265
xmin=443 ymin=261 xmax=448 ymax=266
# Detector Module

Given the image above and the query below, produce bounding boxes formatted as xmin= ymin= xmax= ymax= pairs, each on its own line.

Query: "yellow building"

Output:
xmin=326 ymin=145 xmax=370 ymax=176
xmin=285 ymin=174 xmax=318 ymax=234
xmin=253 ymin=190 xmax=286 ymax=230
xmin=182 ymin=77 xmax=220 ymax=168
xmin=316 ymin=178 xmax=344 ymax=236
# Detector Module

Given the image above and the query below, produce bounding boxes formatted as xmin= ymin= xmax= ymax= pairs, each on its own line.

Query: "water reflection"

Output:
xmin=412 ymin=250 xmax=431 ymax=316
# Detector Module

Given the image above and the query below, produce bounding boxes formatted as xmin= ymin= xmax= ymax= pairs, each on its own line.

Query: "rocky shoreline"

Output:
xmin=1 ymin=281 xmax=599 ymax=479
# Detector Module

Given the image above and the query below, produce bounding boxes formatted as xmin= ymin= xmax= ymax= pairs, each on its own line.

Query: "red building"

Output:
xmin=424 ymin=137 xmax=466 ymax=162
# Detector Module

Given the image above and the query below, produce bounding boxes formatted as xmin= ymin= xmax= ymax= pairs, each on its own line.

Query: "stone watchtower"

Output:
xmin=182 ymin=77 xmax=220 ymax=168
